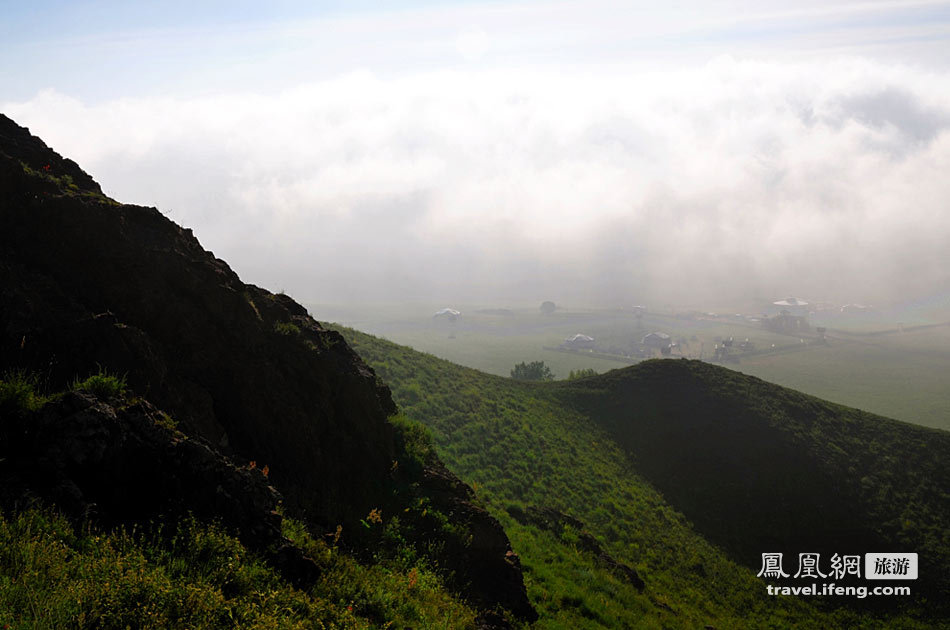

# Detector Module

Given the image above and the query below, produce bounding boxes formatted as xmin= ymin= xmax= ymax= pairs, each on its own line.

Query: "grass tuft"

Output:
xmin=72 ymin=368 xmax=127 ymax=400
xmin=274 ymin=322 xmax=302 ymax=337
xmin=0 ymin=370 xmax=48 ymax=416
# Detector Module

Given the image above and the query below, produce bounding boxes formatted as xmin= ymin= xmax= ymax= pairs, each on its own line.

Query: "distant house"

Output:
xmin=563 ymin=333 xmax=595 ymax=350
xmin=641 ymin=332 xmax=672 ymax=353
xmin=641 ymin=331 xmax=670 ymax=347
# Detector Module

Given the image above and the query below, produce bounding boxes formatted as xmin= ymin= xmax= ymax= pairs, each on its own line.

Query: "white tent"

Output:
xmin=433 ymin=308 xmax=461 ymax=322
xmin=773 ymin=297 xmax=808 ymax=307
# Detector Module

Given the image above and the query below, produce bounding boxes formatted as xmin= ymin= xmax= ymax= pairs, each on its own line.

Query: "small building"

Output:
xmin=641 ymin=331 xmax=671 ymax=347
xmin=563 ymin=333 xmax=595 ymax=350
xmin=642 ymin=332 xmax=672 ymax=355
xmin=771 ymin=297 xmax=809 ymax=316
xmin=433 ymin=308 xmax=461 ymax=322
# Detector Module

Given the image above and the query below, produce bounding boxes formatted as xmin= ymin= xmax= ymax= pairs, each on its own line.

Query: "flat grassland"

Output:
xmin=312 ymin=302 xmax=950 ymax=431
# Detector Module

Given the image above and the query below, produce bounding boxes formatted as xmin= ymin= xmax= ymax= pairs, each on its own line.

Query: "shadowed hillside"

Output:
xmin=557 ymin=360 xmax=950 ymax=600
xmin=0 ymin=110 xmax=395 ymax=524
xmin=0 ymin=113 xmax=534 ymax=627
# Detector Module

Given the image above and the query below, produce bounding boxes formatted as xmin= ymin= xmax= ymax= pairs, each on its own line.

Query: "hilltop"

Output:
xmin=558 ymin=359 xmax=950 ymax=592
xmin=0 ymin=113 xmax=534 ymax=627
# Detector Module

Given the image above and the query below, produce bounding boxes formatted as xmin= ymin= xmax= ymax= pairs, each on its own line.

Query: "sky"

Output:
xmin=3 ymin=0 xmax=950 ymax=308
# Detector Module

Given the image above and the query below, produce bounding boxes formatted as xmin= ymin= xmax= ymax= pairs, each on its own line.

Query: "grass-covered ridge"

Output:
xmin=316 ymin=304 xmax=950 ymax=431
xmin=556 ymin=359 xmax=950 ymax=600
xmin=335 ymin=324 xmax=948 ymax=628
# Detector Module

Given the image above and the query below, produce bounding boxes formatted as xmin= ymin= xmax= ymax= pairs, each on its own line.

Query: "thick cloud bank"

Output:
xmin=5 ymin=57 xmax=950 ymax=306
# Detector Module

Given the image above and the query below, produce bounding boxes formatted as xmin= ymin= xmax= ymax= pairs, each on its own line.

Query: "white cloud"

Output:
xmin=4 ymin=55 xmax=950 ymax=306
xmin=456 ymin=28 xmax=491 ymax=62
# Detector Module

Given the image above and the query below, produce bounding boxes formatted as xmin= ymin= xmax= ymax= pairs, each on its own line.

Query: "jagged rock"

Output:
xmin=421 ymin=465 xmax=538 ymax=621
xmin=0 ymin=113 xmax=395 ymax=526
xmin=0 ymin=390 xmax=325 ymax=585
xmin=509 ymin=504 xmax=586 ymax=532
xmin=270 ymin=543 xmax=323 ymax=588
xmin=0 ymin=114 xmax=535 ymax=620
xmin=598 ymin=552 xmax=645 ymax=590
xmin=2 ymin=391 xmax=280 ymax=542
xmin=474 ymin=610 xmax=512 ymax=630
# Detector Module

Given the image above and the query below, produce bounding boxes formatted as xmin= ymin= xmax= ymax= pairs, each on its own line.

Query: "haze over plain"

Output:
xmin=3 ymin=0 xmax=949 ymax=308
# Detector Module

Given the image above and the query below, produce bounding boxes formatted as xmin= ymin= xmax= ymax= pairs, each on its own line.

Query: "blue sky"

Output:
xmin=2 ymin=0 xmax=499 ymax=100
xmin=4 ymin=1 xmax=949 ymax=102
xmin=3 ymin=1 xmax=950 ymax=306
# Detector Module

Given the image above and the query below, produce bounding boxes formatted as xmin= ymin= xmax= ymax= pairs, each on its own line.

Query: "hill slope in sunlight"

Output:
xmin=337 ymin=325 xmax=950 ymax=629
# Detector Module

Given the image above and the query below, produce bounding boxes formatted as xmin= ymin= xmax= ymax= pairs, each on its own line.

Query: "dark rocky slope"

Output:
xmin=0 ymin=388 xmax=320 ymax=586
xmin=0 ymin=114 xmax=534 ymax=622
xmin=0 ymin=119 xmax=395 ymax=523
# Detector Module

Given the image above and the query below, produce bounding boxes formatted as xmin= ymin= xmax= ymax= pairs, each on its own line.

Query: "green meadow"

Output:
xmin=333 ymin=324 xmax=949 ymax=629
xmin=316 ymin=303 xmax=950 ymax=431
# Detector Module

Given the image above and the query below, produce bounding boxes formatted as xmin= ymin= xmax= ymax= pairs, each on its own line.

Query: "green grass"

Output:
xmin=72 ymin=368 xmax=128 ymax=400
xmin=389 ymin=413 xmax=437 ymax=476
xmin=736 ymin=326 xmax=950 ymax=430
xmin=334 ymin=324 xmax=948 ymax=629
xmin=0 ymin=370 xmax=49 ymax=416
xmin=557 ymin=359 xmax=950 ymax=603
xmin=317 ymin=304 xmax=950 ymax=430
xmin=567 ymin=368 xmax=599 ymax=380
xmin=2 ymin=323 xmax=944 ymax=628
xmin=275 ymin=322 xmax=303 ymax=336
xmin=0 ymin=374 xmax=480 ymax=629
xmin=0 ymin=508 xmax=476 ymax=629
xmin=18 ymin=161 xmax=116 ymax=204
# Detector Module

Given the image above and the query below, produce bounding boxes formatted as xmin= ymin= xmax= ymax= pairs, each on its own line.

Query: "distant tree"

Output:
xmin=566 ymin=368 xmax=598 ymax=380
xmin=510 ymin=361 xmax=554 ymax=381
xmin=540 ymin=301 xmax=556 ymax=315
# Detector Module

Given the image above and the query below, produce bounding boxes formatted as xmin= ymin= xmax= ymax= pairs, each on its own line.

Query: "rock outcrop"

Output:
xmin=0 ymin=113 xmax=535 ymax=620
xmin=0 ymin=113 xmax=397 ymax=525
xmin=421 ymin=464 xmax=538 ymax=622
xmin=0 ymin=388 xmax=319 ymax=586
xmin=1 ymin=389 xmax=282 ymax=540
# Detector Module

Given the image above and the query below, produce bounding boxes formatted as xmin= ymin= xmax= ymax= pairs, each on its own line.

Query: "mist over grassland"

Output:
xmin=8 ymin=0 xmax=949 ymax=434
xmin=313 ymin=301 xmax=950 ymax=432
xmin=6 ymin=56 xmax=950 ymax=310
xmin=3 ymin=3 xmax=950 ymax=628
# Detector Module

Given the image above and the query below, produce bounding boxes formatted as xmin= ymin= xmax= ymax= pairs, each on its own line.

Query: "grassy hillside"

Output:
xmin=0 ymin=508 xmax=476 ymax=629
xmin=335 ymin=324 xmax=949 ymax=629
xmin=319 ymin=305 xmax=950 ymax=431
xmin=557 ymin=360 xmax=950 ymax=600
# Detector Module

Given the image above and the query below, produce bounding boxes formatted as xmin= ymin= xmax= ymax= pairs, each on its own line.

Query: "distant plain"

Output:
xmin=310 ymin=302 xmax=950 ymax=431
